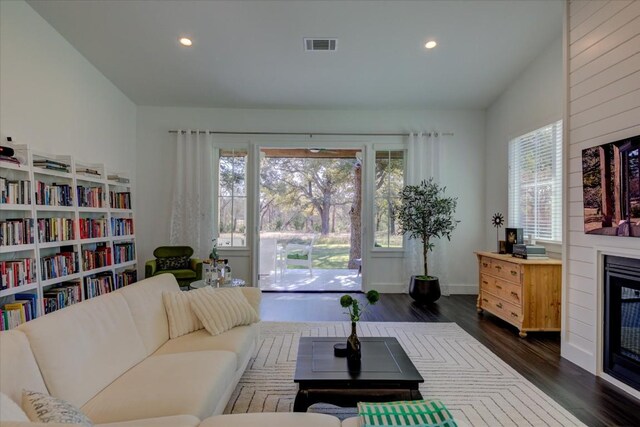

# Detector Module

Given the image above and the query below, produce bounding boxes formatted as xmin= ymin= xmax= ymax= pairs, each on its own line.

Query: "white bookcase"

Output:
xmin=1 ymin=143 xmax=137 ymax=325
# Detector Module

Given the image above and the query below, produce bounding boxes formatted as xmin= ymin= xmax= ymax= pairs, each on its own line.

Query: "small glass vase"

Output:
xmin=346 ymin=321 xmax=361 ymax=367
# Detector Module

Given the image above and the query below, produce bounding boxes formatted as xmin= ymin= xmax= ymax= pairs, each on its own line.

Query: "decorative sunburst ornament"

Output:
xmin=492 ymin=213 xmax=504 ymax=253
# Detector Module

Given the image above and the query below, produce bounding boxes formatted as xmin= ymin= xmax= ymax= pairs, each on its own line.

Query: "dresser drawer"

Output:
xmin=480 ymin=274 xmax=522 ymax=307
xmin=480 ymin=292 xmax=523 ymax=325
xmin=479 ymin=256 xmax=492 ymax=275
xmin=490 ymin=258 xmax=521 ymax=283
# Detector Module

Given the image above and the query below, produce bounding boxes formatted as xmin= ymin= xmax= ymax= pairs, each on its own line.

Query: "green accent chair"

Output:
xmin=145 ymin=246 xmax=203 ymax=288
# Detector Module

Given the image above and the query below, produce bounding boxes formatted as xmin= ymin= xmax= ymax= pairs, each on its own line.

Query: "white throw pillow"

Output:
xmin=22 ymin=390 xmax=93 ymax=426
xmin=0 ymin=392 xmax=29 ymax=422
xmin=163 ymin=290 xmax=204 ymax=339
xmin=191 ymin=287 xmax=260 ymax=336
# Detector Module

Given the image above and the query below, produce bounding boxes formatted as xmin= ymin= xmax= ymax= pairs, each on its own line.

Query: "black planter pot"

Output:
xmin=409 ymin=275 xmax=441 ymax=304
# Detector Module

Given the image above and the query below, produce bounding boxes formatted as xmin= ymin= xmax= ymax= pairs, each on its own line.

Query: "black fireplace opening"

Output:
xmin=604 ymin=255 xmax=640 ymax=390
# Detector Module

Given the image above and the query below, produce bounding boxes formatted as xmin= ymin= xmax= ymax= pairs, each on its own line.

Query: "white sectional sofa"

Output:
xmin=0 ymin=273 xmax=352 ymax=427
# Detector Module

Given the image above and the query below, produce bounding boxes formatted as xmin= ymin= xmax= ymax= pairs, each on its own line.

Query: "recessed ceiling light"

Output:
xmin=179 ymin=37 xmax=193 ymax=47
xmin=425 ymin=40 xmax=437 ymax=49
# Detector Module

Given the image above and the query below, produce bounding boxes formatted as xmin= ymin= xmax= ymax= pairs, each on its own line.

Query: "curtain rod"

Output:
xmin=168 ymin=130 xmax=454 ymax=137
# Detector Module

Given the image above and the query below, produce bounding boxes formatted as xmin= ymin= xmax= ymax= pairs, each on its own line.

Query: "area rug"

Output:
xmin=224 ymin=322 xmax=585 ymax=427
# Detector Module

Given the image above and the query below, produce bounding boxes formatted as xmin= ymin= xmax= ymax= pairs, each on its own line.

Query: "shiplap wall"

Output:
xmin=564 ymin=0 xmax=640 ymax=374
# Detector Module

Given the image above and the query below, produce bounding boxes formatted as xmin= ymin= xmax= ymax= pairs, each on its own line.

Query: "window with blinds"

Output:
xmin=508 ymin=120 xmax=563 ymax=242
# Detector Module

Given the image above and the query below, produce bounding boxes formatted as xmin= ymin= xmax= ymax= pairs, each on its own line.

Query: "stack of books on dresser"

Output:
xmin=512 ymin=244 xmax=548 ymax=260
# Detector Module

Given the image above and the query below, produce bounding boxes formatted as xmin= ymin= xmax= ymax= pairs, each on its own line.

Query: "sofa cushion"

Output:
xmin=153 ymin=246 xmax=194 ymax=258
xmin=0 ymin=330 xmax=48 ymax=404
xmin=81 ymin=351 xmax=237 ymax=424
xmin=154 ymin=325 xmax=257 ymax=360
xmin=163 ymin=290 xmax=204 ymax=339
xmin=156 ymin=269 xmax=197 ymax=279
xmin=199 ymin=413 xmax=342 ymax=427
xmin=99 ymin=415 xmax=201 ymax=427
xmin=0 ymin=392 xmax=29 ymax=422
xmin=191 ymin=287 xmax=259 ymax=336
xmin=18 ymin=292 xmax=147 ymax=409
xmin=116 ymin=274 xmax=180 ymax=354
xmin=22 ymin=390 xmax=92 ymax=427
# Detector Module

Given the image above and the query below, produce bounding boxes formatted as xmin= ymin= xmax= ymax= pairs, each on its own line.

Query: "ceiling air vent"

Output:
xmin=304 ymin=38 xmax=337 ymax=52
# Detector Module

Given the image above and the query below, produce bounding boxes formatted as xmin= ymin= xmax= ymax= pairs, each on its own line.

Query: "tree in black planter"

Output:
xmin=397 ymin=178 xmax=459 ymax=303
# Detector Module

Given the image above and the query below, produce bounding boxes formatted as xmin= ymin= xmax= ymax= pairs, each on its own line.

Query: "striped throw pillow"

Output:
xmin=358 ymin=400 xmax=457 ymax=427
xmin=190 ymin=287 xmax=259 ymax=336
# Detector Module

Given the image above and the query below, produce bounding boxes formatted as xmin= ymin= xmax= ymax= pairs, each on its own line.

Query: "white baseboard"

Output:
xmin=446 ymin=284 xmax=478 ymax=295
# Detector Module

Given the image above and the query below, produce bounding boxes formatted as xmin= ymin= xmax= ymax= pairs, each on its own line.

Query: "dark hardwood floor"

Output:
xmin=261 ymin=292 xmax=640 ymax=427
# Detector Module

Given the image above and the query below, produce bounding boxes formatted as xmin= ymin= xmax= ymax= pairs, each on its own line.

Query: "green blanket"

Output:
xmin=358 ymin=400 xmax=457 ymax=427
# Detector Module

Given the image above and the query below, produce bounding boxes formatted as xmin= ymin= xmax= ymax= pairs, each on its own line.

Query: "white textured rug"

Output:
xmin=224 ymin=322 xmax=585 ymax=427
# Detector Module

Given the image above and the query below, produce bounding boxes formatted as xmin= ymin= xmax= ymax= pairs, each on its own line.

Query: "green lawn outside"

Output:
xmin=287 ymin=243 xmax=352 ymax=270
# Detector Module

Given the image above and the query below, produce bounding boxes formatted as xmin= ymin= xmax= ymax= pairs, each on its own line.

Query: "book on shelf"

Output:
xmin=14 ymin=293 xmax=38 ymax=320
xmin=113 ymin=242 xmax=135 ymax=264
xmin=33 ymin=159 xmax=70 ymax=173
xmin=109 ymin=191 xmax=131 ymax=209
xmin=84 ymin=272 xmax=115 ymax=299
xmin=43 ymin=282 xmax=82 ymax=314
xmin=0 ymin=155 xmax=20 ymax=165
xmin=41 ymin=247 xmax=78 ymax=280
xmin=35 ymin=181 xmax=73 ymax=207
xmin=82 ymin=244 xmax=112 ymax=271
xmin=2 ymin=293 xmax=37 ymax=328
xmin=79 ymin=218 xmax=108 ymax=239
xmin=37 ymin=217 xmax=74 ymax=243
xmin=111 ymin=217 xmax=134 ymax=236
xmin=1 ymin=177 xmax=31 ymax=204
xmin=512 ymin=253 xmax=550 ymax=260
xmin=76 ymin=167 xmax=100 ymax=176
xmin=1 ymin=258 xmax=36 ymax=289
xmin=1 ymin=218 xmax=35 ymax=246
xmin=77 ymin=186 xmax=104 ymax=208
xmin=115 ymin=269 xmax=137 ymax=288
xmin=107 ymin=175 xmax=130 ymax=184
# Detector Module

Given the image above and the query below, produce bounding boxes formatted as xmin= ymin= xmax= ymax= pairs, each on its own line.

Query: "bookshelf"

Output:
xmin=1 ymin=143 xmax=137 ymax=329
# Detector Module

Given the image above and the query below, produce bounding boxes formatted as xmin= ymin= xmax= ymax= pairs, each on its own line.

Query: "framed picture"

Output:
xmin=505 ymin=228 xmax=523 ymax=254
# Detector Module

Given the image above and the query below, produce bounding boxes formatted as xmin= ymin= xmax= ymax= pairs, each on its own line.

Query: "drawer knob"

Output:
xmin=482 ymin=298 xmax=488 ymax=303
xmin=482 ymin=263 xmax=489 ymax=268
xmin=511 ymin=270 xmax=518 ymax=276
xmin=496 ymin=302 xmax=503 ymax=309
xmin=511 ymin=291 xmax=518 ymax=298
xmin=511 ymin=312 xmax=519 ymax=318
xmin=495 ymin=265 xmax=502 ymax=270
xmin=495 ymin=285 xmax=502 ymax=290
xmin=482 ymin=280 xmax=489 ymax=285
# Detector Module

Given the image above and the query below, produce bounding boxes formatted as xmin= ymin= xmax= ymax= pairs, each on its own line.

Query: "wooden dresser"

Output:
xmin=475 ymin=251 xmax=562 ymax=337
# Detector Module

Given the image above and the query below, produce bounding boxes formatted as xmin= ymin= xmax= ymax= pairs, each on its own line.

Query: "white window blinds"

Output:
xmin=508 ymin=120 xmax=563 ymax=242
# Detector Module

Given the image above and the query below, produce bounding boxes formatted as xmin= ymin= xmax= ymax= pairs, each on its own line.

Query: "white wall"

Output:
xmin=0 ymin=0 xmax=136 ymax=177
xmin=484 ymin=36 xmax=563 ymax=253
xmin=563 ymin=0 xmax=640 ymax=384
xmin=136 ymin=107 xmax=485 ymax=293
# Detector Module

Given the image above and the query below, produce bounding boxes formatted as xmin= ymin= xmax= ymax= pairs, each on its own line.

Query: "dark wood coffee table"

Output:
xmin=293 ymin=337 xmax=423 ymax=412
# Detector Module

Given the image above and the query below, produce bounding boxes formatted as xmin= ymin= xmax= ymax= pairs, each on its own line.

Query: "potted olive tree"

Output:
xmin=397 ymin=178 xmax=459 ymax=303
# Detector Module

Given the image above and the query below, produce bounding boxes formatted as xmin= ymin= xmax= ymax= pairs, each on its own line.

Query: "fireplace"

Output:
xmin=604 ymin=255 xmax=640 ymax=390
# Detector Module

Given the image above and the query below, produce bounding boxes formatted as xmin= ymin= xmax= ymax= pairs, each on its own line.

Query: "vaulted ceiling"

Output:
xmin=27 ymin=0 xmax=563 ymax=109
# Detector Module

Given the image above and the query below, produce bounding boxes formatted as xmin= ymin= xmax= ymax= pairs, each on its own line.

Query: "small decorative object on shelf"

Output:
xmin=209 ymin=239 xmax=219 ymax=261
xmin=505 ymin=227 xmax=524 ymax=254
xmin=491 ymin=212 xmax=505 ymax=253
xmin=339 ymin=290 xmax=380 ymax=368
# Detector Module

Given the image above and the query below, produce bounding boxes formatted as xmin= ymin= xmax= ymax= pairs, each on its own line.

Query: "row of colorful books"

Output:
xmin=79 ymin=218 xmax=108 ymax=239
xmin=110 ymin=191 xmax=131 ymax=209
xmin=35 ymin=181 xmax=73 ymax=207
xmin=1 ymin=258 xmax=36 ymax=289
xmin=0 ymin=218 xmax=34 ymax=246
xmin=41 ymin=250 xmax=78 ymax=280
xmin=111 ymin=217 xmax=134 ymax=236
xmin=113 ymin=242 xmax=135 ymax=264
xmin=82 ymin=245 xmax=112 ymax=271
xmin=77 ymin=186 xmax=104 ymax=208
xmin=84 ymin=272 xmax=116 ymax=299
xmin=43 ymin=281 xmax=82 ymax=314
xmin=115 ymin=269 xmax=137 ymax=288
xmin=1 ymin=177 xmax=31 ymax=204
xmin=38 ymin=217 xmax=74 ymax=243
xmin=0 ymin=293 xmax=38 ymax=330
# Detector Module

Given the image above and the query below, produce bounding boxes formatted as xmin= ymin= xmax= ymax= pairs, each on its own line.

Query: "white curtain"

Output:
xmin=403 ymin=132 xmax=449 ymax=296
xmin=170 ymin=130 xmax=215 ymax=258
